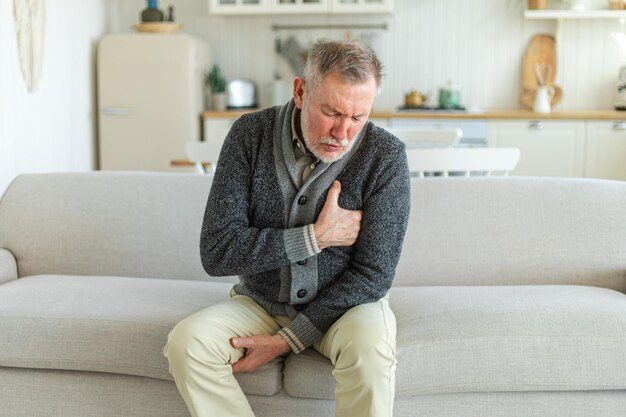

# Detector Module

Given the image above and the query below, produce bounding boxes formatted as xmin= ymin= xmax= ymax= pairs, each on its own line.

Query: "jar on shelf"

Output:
xmin=141 ymin=0 xmax=164 ymax=23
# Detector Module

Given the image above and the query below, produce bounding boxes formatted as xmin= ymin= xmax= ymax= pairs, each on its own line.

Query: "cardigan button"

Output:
xmin=298 ymin=196 xmax=308 ymax=205
xmin=297 ymin=259 xmax=307 ymax=266
xmin=293 ymin=304 xmax=305 ymax=311
xmin=297 ymin=289 xmax=307 ymax=298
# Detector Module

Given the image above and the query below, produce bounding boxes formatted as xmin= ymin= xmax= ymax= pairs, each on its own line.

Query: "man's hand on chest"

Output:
xmin=313 ymin=180 xmax=362 ymax=250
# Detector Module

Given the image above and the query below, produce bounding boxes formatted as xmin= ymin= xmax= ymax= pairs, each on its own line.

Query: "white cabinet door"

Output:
xmin=488 ymin=120 xmax=586 ymax=177
xmin=209 ymin=0 xmax=391 ymax=13
xmin=270 ymin=0 xmax=328 ymax=13
xmin=330 ymin=0 xmax=393 ymax=13
xmin=203 ymin=118 xmax=236 ymax=160
xmin=208 ymin=0 xmax=269 ymax=15
xmin=585 ymin=120 xmax=626 ymax=180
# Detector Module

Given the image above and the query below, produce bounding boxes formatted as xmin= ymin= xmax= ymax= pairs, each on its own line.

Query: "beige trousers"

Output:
xmin=163 ymin=292 xmax=397 ymax=417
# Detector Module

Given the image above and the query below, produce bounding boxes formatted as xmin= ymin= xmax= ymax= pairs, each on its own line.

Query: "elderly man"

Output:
xmin=164 ymin=38 xmax=410 ymax=417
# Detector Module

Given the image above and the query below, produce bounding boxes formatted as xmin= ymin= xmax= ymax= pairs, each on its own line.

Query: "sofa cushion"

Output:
xmin=395 ymin=178 xmax=626 ymax=292
xmin=0 ymin=173 xmax=224 ymax=282
xmin=0 ymin=275 xmax=283 ymax=396
xmin=283 ymin=285 xmax=626 ymax=399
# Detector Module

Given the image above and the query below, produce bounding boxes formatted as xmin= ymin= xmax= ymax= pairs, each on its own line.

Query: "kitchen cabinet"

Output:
xmin=488 ymin=120 xmax=586 ymax=177
xmin=390 ymin=118 xmax=488 ymax=147
xmin=329 ymin=0 xmax=393 ymax=14
xmin=204 ymin=117 xmax=236 ymax=147
xmin=585 ymin=121 xmax=626 ymax=181
xmin=208 ymin=0 xmax=267 ymax=15
xmin=208 ymin=0 xmax=392 ymax=14
xmin=202 ymin=111 xmax=626 ymax=181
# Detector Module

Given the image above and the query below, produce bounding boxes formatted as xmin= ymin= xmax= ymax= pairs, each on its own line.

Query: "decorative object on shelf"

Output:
xmin=13 ymin=0 xmax=46 ymax=92
xmin=207 ymin=64 xmax=227 ymax=111
xmin=614 ymin=65 xmax=626 ymax=110
xmin=133 ymin=22 xmax=181 ymax=33
xmin=166 ymin=5 xmax=176 ymax=22
xmin=533 ymin=85 xmax=556 ymax=113
xmin=527 ymin=0 xmax=548 ymax=9
xmin=404 ymin=90 xmax=430 ymax=107
xmin=141 ymin=0 xmax=164 ymax=22
xmin=520 ymin=34 xmax=563 ymax=110
xmin=438 ymin=81 xmax=462 ymax=108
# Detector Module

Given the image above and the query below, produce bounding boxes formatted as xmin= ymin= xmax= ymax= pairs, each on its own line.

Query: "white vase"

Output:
xmin=533 ymin=86 xmax=555 ymax=114
xmin=211 ymin=93 xmax=227 ymax=111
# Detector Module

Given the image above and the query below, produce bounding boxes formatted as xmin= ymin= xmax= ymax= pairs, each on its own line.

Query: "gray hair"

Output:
xmin=303 ymin=38 xmax=384 ymax=94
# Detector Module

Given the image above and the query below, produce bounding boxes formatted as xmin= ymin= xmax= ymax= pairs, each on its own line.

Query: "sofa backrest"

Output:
xmin=1 ymin=173 xmax=625 ymax=292
xmin=395 ymin=177 xmax=626 ymax=292
xmin=0 ymin=172 xmax=231 ymax=282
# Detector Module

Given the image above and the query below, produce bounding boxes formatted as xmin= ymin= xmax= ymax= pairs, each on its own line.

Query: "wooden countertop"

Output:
xmin=202 ymin=109 xmax=626 ymax=120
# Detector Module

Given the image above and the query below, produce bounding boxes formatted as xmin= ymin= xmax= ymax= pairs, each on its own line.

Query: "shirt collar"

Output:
xmin=291 ymin=107 xmax=320 ymax=165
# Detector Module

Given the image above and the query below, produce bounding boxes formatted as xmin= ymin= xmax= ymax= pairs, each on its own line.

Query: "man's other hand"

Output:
xmin=314 ymin=180 xmax=362 ymax=250
xmin=230 ymin=334 xmax=291 ymax=373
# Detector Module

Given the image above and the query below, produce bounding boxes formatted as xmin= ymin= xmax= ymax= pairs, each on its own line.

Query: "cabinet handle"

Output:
xmin=102 ymin=107 xmax=132 ymax=116
xmin=528 ymin=121 xmax=544 ymax=130
xmin=612 ymin=121 xmax=626 ymax=131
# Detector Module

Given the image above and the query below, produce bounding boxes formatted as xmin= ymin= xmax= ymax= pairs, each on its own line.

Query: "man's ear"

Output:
xmin=293 ymin=77 xmax=305 ymax=109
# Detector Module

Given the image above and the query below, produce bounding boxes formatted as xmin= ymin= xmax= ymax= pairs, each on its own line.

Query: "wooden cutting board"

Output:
xmin=520 ymin=34 xmax=562 ymax=109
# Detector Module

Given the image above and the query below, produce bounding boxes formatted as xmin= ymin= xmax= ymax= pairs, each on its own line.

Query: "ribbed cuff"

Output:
xmin=277 ymin=314 xmax=323 ymax=354
xmin=283 ymin=224 xmax=321 ymax=264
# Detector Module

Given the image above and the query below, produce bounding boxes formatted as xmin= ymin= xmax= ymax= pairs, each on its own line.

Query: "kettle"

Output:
xmin=438 ymin=80 xmax=461 ymax=108
xmin=404 ymin=90 xmax=429 ymax=107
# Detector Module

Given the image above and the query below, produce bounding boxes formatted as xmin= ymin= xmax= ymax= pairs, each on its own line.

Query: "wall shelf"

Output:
xmin=524 ymin=10 xmax=626 ymax=19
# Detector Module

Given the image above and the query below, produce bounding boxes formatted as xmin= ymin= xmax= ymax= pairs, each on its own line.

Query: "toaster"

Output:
xmin=227 ymin=79 xmax=258 ymax=109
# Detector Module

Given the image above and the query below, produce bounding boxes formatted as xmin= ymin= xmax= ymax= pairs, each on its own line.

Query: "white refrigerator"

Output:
xmin=97 ymin=33 xmax=209 ymax=171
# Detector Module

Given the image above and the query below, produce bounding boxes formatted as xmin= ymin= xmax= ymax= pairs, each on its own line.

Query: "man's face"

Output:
xmin=293 ymin=71 xmax=377 ymax=164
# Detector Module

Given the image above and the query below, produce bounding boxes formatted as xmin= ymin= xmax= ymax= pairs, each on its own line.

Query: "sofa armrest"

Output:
xmin=0 ymin=248 xmax=18 ymax=285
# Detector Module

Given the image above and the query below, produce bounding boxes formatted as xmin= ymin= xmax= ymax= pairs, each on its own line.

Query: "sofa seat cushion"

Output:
xmin=283 ymin=285 xmax=626 ymax=399
xmin=0 ymin=275 xmax=283 ymax=396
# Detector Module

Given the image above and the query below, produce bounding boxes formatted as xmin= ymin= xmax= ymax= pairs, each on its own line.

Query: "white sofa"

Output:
xmin=0 ymin=172 xmax=625 ymax=417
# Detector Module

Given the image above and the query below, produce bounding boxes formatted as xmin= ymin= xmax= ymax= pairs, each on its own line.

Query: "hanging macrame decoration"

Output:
xmin=13 ymin=0 xmax=46 ymax=92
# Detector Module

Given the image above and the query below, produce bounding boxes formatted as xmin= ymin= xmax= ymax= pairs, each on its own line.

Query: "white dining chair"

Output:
xmin=184 ymin=140 xmax=224 ymax=175
xmin=385 ymin=126 xmax=463 ymax=148
xmin=407 ymin=147 xmax=521 ymax=177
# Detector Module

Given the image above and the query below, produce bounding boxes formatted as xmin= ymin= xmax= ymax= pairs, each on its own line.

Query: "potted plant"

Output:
xmin=206 ymin=64 xmax=227 ymax=111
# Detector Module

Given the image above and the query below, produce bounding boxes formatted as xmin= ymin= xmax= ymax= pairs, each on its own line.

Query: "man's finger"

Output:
xmin=230 ymin=336 xmax=256 ymax=349
xmin=232 ymin=355 xmax=251 ymax=373
xmin=325 ymin=180 xmax=341 ymax=207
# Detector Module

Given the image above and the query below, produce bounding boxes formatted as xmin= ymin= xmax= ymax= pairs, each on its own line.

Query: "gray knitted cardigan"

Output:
xmin=200 ymin=100 xmax=410 ymax=353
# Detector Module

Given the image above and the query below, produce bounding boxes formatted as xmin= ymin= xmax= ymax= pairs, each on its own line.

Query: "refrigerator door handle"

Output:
xmin=101 ymin=106 xmax=133 ymax=116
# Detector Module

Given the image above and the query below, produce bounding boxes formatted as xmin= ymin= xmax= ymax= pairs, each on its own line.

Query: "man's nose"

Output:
xmin=331 ymin=117 xmax=351 ymax=140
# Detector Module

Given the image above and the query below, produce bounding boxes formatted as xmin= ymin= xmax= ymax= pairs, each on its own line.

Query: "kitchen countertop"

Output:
xmin=202 ymin=109 xmax=626 ymax=120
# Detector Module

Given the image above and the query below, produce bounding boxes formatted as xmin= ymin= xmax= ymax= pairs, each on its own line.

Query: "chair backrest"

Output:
xmin=185 ymin=140 xmax=224 ymax=174
xmin=386 ymin=126 xmax=463 ymax=148
xmin=407 ymin=147 xmax=521 ymax=177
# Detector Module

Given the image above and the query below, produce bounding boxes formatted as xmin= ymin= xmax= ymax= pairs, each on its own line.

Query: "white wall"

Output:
xmin=108 ymin=0 xmax=626 ymax=111
xmin=0 ymin=0 xmax=109 ymax=194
